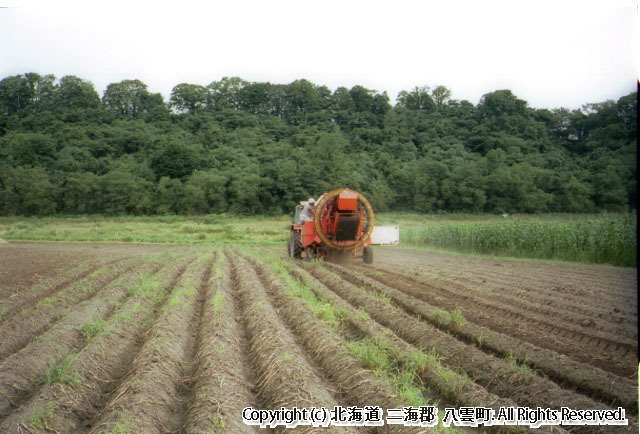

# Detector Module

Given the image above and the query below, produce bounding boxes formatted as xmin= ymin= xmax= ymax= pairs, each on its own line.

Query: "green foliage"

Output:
xmin=44 ymin=354 xmax=80 ymax=386
xmin=80 ymin=318 xmax=108 ymax=342
xmin=0 ymin=166 xmax=58 ymax=215
xmin=401 ymin=214 xmax=636 ymax=266
xmin=170 ymin=83 xmax=209 ymax=114
xmin=28 ymin=402 xmax=55 ymax=430
xmin=128 ymin=274 xmax=163 ymax=302
xmin=0 ymin=72 xmax=635 ymax=217
xmin=151 ymin=141 xmax=202 ymax=179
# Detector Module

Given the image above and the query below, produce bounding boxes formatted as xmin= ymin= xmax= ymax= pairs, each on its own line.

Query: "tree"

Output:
xmin=100 ymin=169 xmax=153 ymax=214
xmin=0 ymin=74 xmax=38 ymax=115
xmin=397 ymin=86 xmax=436 ymax=112
xmin=170 ymin=83 xmax=209 ymax=114
xmin=478 ymin=89 xmax=527 ymax=118
xmin=238 ymin=82 xmax=273 ymax=116
xmin=616 ymin=92 xmax=637 ymax=138
xmin=61 ymin=172 xmax=101 ymax=213
xmin=2 ymin=73 xmax=59 ymax=112
xmin=411 ymin=159 xmax=448 ymax=212
xmin=7 ymin=133 xmax=56 ymax=167
xmin=141 ymin=92 xmax=170 ymax=121
xmin=0 ymin=72 xmax=636 ymax=215
xmin=0 ymin=166 xmax=58 ymax=215
xmin=56 ymin=75 xmax=100 ymax=110
xmin=281 ymin=79 xmax=331 ymax=124
xmin=591 ymin=164 xmax=629 ymax=211
xmin=155 ymin=177 xmax=186 ymax=214
xmin=555 ymin=175 xmax=594 ymax=212
xmin=102 ymin=79 xmax=150 ymax=117
xmin=151 ymin=142 xmax=201 ymax=179
xmin=208 ymin=77 xmax=247 ymax=110
xmin=31 ymin=73 xmax=57 ymax=110
xmin=185 ymin=170 xmax=229 ymax=213
xmin=431 ymin=85 xmax=451 ymax=110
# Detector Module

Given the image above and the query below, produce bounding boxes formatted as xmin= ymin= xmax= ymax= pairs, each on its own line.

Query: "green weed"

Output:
xmin=504 ymin=351 xmax=535 ymax=384
xmin=28 ymin=402 xmax=54 ymax=430
xmin=210 ymin=292 xmax=224 ymax=312
xmin=45 ymin=354 xmax=80 ymax=387
xmin=103 ymin=421 xmax=131 ymax=434
xmin=37 ymin=297 xmax=55 ymax=308
xmin=128 ymin=274 xmax=161 ymax=302
xmin=447 ymin=308 xmax=465 ymax=331
xmin=80 ymin=318 xmax=108 ymax=342
xmin=477 ymin=332 xmax=489 ymax=347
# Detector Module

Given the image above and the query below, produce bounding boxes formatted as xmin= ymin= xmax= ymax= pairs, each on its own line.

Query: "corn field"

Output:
xmin=401 ymin=215 xmax=636 ymax=266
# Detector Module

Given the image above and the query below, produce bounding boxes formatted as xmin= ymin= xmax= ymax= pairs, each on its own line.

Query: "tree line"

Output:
xmin=0 ymin=73 xmax=636 ymax=215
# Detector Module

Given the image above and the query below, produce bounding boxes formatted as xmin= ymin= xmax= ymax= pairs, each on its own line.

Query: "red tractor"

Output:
xmin=288 ymin=188 xmax=375 ymax=263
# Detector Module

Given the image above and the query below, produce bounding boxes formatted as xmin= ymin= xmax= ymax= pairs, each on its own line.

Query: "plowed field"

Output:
xmin=0 ymin=242 xmax=636 ymax=434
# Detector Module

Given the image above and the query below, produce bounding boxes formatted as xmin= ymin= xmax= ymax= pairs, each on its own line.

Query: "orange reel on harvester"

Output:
xmin=312 ymin=188 xmax=375 ymax=252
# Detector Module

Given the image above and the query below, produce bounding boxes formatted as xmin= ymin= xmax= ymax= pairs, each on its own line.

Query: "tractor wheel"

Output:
xmin=363 ymin=246 xmax=373 ymax=264
xmin=290 ymin=231 xmax=303 ymax=259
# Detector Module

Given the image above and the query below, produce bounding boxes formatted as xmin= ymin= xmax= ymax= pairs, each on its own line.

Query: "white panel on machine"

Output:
xmin=370 ymin=226 xmax=399 ymax=245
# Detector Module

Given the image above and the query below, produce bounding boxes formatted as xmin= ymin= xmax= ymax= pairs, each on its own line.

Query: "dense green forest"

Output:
xmin=0 ymin=73 xmax=636 ymax=215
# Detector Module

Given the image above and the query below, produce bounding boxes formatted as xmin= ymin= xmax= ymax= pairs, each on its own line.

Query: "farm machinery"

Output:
xmin=288 ymin=188 xmax=376 ymax=263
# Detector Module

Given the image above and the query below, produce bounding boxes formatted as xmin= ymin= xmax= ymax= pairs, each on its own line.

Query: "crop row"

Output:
xmin=0 ymin=246 xmax=635 ymax=433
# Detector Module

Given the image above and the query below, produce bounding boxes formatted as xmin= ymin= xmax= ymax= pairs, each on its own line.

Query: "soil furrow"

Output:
xmin=230 ymin=253 xmax=358 ymax=433
xmin=368 ymin=264 xmax=635 ymax=351
xmin=85 ymin=253 xmax=211 ymax=434
xmin=285 ymin=262 xmax=568 ymax=434
xmin=456 ymin=274 xmax=636 ymax=323
xmin=249 ymin=254 xmax=530 ymax=434
xmin=0 ymin=258 xmax=142 ymax=361
xmin=376 ymin=249 xmax=636 ymax=303
xmin=360 ymin=264 xmax=637 ymax=340
xmin=390 ymin=259 xmax=637 ymax=318
xmin=181 ymin=251 xmax=260 ymax=434
xmin=0 ymin=255 xmax=130 ymax=326
xmin=0 ymin=258 xmax=164 ymax=421
xmin=302 ymin=263 xmax=637 ymax=434
xmin=1 ymin=243 xmax=634 ymax=434
xmin=352 ymin=264 xmax=638 ymax=377
xmin=172 ymin=253 xmax=215 ymax=433
xmin=328 ymin=262 xmax=637 ymax=411
xmin=0 ymin=253 xmax=195 ymax=433
xmin=390 ymin=248 xmax=636 ymax=286
xmin=341 ymin=263 xmax=636 ymax=377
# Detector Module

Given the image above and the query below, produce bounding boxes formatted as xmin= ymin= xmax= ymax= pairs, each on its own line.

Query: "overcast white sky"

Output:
xmin=0 ymin=0 xmax=638 ymax=109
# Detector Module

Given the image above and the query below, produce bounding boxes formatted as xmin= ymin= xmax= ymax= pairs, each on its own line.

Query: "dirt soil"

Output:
xmin=0 ymin=243 xmax=636 ymax=434
xmin=353 ymin=248 xmax=637 ymax=378
xmin=0 ymin=241 xmax=171 ymax=296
